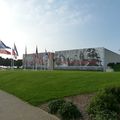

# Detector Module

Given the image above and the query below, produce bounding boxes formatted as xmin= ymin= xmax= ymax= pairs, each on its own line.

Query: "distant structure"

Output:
xmin=23 ymin=47 xmax=120 ymax=71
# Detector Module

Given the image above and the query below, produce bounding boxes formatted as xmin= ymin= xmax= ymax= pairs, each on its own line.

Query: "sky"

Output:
xmin=0 ymin=0 xmax=120 ymax=59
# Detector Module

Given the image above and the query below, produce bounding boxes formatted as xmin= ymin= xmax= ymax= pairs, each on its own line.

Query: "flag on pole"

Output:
xmin=24 ymin=46 xmax=27 ymax=69
xmin=12 ymin=43 xmax=18 ymax=59
xmin=0 ymin=40 xmax=11 ymax=55
xmin=35 ymin=46 xmax=39 ymax=70
xmin=0 ymin=40 xmax=11 ymax=49
xmin=0 ymin=49 xmax=11 ymax=54
xmin=14 ymin=43 xmax=18 ymax=56
xmin=45 ymin=49 xmax=48 ymax=55
xmin=43 ymin=49 xmax=48 ymax=70
xmin=25 ymin=46 xmax=27 ymax=56
xmin=36 ymin=46 xmax=38 ymax=58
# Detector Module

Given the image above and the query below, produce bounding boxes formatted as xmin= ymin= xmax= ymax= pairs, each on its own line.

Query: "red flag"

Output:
xmin=0 ymin=40 xmax=11 ymax=55
xmin=0 ymin=49 xmax=11 ymax=55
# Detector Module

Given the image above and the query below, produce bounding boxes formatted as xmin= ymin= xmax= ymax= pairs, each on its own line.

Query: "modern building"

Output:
xmin=54 ymin=47 xmax=120 ymax=71
xmin=23 ymin=47 xmax=120 ymax=71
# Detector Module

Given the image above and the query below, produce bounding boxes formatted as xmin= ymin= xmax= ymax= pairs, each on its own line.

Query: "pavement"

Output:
xmin=0 ymin=90 xmax=59 ymax=120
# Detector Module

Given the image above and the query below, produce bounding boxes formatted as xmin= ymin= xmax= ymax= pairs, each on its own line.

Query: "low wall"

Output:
xmin=54 ymin=66 xmax=103 ymax=71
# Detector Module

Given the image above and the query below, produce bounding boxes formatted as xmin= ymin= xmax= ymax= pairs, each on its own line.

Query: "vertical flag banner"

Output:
xmin=14 ymin=43 xmax=18 ymax=56
xmin=35 ymin=46 xmax=39 ymax=70
xmin=25 ymin=46 xmax=27 ymax=69
xmin=12 ymin=43 xmax=18 ymax=59
xmin=36 ymin=46 xmax=38 ymax=58
xmin=43 ymin=49 xmax=48 ymax=70
xmin=45 ymin=49 xmax=48 ymax=55
xmin=25 ymin=46 xmax=27 ymax=56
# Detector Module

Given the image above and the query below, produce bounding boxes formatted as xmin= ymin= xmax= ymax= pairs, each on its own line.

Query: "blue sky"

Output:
xmin=0 ymin=0 xmax=120 ymax=58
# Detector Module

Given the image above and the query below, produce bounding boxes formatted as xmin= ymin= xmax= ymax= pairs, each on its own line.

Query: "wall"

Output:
xmin=22 ymin=48 xmax=120 ymax=71
xmin=54 ymin=47 xmax=104 ymax=71
xmin=104 ymin=48 xmax=120 ymax=70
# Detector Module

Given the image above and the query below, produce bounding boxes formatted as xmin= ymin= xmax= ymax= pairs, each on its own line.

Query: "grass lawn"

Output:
xmin=0 ymin=70 xmax=120 ymax=106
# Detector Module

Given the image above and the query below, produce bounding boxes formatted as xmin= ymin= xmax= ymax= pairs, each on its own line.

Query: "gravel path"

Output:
xmin=0 ymin=90 xmax=59 ymax=120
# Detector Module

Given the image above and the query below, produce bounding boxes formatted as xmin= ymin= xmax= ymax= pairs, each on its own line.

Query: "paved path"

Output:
xmin=0 ymin=90 xmax=59 ymax=120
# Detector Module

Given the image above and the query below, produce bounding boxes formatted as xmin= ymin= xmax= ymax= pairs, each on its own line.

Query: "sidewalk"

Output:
xmin=0 ymin=90 xmax=59 ymax=120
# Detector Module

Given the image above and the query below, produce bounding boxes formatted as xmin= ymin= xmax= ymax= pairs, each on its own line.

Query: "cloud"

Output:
xmin=0 ymin=0 xmax=94 ymax=37
xmin=2 ymin=0 xmax=93 ymax=26
xmin=47 ymin=0 xmax=55 ymax=4
xmin=0 ymin=0 xmax=94 ymax=57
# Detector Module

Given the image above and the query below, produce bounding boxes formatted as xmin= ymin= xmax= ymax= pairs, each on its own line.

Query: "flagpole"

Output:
xmin=44 ymin=49 xmax=48 ymax=70
xmin=35 ymin=46 xmax=38 ymax=70
xmin=25 ymin=46 xmax=27 ymax=70
xmin=11 ymin=44 xmax=13 ymax=69
xmin=36 ymin=61 xmax=37 ymax=70
xmin=12 ymin=43 xmax=18 ymax=69
xmin=11 ymin=48 xmax=12 ymax=69
xmin=35 ymin=54 xmax=37 ymax=70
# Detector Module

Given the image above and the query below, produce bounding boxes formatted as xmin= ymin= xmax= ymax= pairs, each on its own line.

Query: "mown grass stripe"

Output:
xmin=0 ymin=70 xmax=120 ymax=105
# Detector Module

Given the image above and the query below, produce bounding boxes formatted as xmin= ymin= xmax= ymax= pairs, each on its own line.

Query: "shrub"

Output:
xmin=103 ymin=86 xmax=120 ymax=102
xmin=58 ymin=101 xmax=82 ymax=120
xmin=87 ymin=87 xmax=120 ymax=120
xmin=108 ymin=63 xmax=120 ymax=71
xmin=93 ymin=110 xmax=118 ymax=120
xmin=48 ymin=99 xmax=65 ymax=114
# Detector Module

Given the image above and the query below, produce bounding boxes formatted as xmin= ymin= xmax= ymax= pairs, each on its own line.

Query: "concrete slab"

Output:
xmin=0 ymin=90 xmax=59 ymax=120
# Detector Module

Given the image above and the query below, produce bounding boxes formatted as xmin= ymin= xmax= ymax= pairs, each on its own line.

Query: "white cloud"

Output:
xmin=5 ymin=0 xmax=92 ymax=26
xmin=0 ymin=0 xmax=94 ymax=58
xmin=47 ymin=0 xmax=54 ymax=4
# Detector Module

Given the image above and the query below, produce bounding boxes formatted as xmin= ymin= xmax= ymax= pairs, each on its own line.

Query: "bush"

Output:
xmin=103 ymin=87 xmax=120 ymax=102
xmin=48 ymin=99 xmax=65 ymax=114
xmin=58 ymin=101 xmax=82 ymax=120
xmin=93 ymin=110 xmax=118 ymax=120
xmin=107 ymin=63 xmax=120 ymax=71
xmin=48 ymin=99 xmax=82 ymax=120
xmin=87 ymin=87 xmax=120 ymax=120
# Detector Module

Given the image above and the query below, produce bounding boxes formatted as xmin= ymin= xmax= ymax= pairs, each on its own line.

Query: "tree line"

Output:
xmin=0 ymin=57 xmax=22 ymax=68
xmin=108 ymin=63 xmax=120 ymax=71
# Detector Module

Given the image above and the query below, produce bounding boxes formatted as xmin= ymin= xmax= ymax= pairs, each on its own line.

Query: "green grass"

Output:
xmin=0 ymin=70 xmax=120 ymax=106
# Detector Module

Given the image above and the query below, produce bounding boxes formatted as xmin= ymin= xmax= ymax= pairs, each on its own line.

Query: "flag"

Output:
xmin=43 ymin=49 xmax=48 ymax=62
xmin=24 ymin=46 xmax=27 ymax=69
xmin=0 ymin=49 xmax=11 ymax=54
xmin=36 ymin=46 xmax=38 ymax=58
xmin=13 ymin=43 xmax=18 ymax=56
xmin=12 ymin=43 xmax=18 ymax=59
xmin=24 ymin=46 xmax=27 ymax=58
xmin=0 ymin=40 xmax=11 ymax=49
xmin=25 ymin=46 xmax=27 ymax=56
xmin=45 ymin=49 xmax=48 ymax=55
xmin=0 ymin=40 xmax=11 ymax=55
xmin=35 ymin=46 xmax=39 ymax=70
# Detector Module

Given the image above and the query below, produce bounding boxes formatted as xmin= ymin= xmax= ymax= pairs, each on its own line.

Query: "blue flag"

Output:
xmin=0 ymin=40 xmax=11 ymax=49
